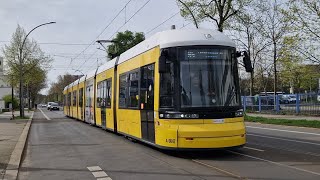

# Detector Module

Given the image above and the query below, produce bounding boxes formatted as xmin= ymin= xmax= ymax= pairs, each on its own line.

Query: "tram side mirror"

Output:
xmin=243 ymin=51 xmax=253 ymax=73
xmin=159 ymin=52 xmax=168 ymax=73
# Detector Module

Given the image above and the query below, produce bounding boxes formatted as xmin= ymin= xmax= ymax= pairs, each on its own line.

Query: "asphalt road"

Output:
xmin=18 ymin=108 xmax=320 ymax=180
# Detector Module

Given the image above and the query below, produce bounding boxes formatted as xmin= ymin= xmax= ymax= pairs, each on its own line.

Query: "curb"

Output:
xmin=3 ymin=111 xmax=34 ymax=180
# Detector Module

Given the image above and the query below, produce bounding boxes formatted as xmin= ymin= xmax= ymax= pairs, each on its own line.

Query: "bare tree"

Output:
xmin=284 ymin=0 xmax=320 ymax=64
xmin=176 ymin=0 xmax=250 ymax=32
xmin=256 ymin=0 xmax=290 ymax=98
xmin=229 ymin=0 xmax=270 ymax=95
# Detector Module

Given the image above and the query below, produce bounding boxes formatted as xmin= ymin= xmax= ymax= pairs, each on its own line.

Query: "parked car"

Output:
xmin=49 ymin=103 xmax=59 ymax=111
xmin=280 ymin=95 xmax=297 ymax=104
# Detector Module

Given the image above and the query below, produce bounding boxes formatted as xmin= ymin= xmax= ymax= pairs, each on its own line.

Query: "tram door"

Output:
xmin=140 ymin=64 xmax=155 ymax=143
xmin=85 ymin=81 xmax=94 ymax=124
xmin=68 ymin=92 xmax=71 ymax=116
xmin=98 ymin=80 xmax=107 ymax=129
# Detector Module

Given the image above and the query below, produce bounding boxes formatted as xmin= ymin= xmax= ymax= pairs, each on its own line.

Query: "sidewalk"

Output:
xmin=0 ymin=111 xmax=33 ymax=180
xmin=246 ymin=113 xmax=320 ymax=121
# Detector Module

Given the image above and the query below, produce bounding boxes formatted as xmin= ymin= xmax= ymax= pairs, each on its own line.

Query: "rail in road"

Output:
xmin=18 ymin=108 xmax=320 ymax=180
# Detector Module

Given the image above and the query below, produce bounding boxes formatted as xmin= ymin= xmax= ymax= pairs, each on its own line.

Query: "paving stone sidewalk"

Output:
xmin=0 ymin=111 xmax=32 ymax=179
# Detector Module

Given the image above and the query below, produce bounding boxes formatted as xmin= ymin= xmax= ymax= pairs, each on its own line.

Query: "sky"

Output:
xmin=0 ymin=0 xmax=206 ymax=94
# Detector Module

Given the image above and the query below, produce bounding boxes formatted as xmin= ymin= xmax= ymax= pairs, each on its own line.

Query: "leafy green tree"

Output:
xmin=2 ymin=25 xmax=51 ymax=109
xmin=176 ymin=0 xmax=250 ymax=32
xmin=278 ymin=36 xmax=303 ymax=93
xmin=48 ymin=74 xmax=80 ymax=103
xmin=2 ymin=94 xmax=18 ymax=109
xmin=107 ymin=30 xmax=145 ymax=59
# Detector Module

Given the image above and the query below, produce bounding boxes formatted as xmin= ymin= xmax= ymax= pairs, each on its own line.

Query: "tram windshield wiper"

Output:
xmin=221 ymin=87 xmax=235 ymax=112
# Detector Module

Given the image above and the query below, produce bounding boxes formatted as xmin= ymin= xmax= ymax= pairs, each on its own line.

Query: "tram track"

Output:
xmin=190 ymin=159 xmax=247 ymax=180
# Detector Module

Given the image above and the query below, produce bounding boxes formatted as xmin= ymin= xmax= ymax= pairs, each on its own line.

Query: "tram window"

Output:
xmin=106 ymin=79 xmax=112 ymax=108
xmin=160 ymin=62 xmax=174 ymax=108
xmin=68 ymin=93 xmax=71 ymax=106
xmin=72 ymin=91 xmax=77 ymax=106
xmin=128 ymin=71 xmax=140 ymax=108
xmin=79 ymin=88 xmax=83 ymax=107
xmin=119 ymin=74 xmax=128 ymax=108
xmin=97 ymin=82 xmax=102 ymax=108
xmin=100 ymin=81 xmax=105 ymax=107
xmin=86 ymin=85 xmax=93 ymax=107
xmin=140 ymin=64 xmax=154 ymax=110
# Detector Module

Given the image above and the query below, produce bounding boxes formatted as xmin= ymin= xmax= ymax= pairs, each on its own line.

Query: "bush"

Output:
xmin=2 ymin=95 xmax=18 ymax=109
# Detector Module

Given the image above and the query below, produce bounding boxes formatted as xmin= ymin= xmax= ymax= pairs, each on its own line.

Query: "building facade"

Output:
xmin=0 ymin=57 xmax=12 ymax=109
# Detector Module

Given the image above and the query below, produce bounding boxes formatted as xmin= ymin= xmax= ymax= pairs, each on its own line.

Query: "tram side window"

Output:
xmin=79 ymin=88 xmax=83 ymax=107
xmin=160 ymin=62 xmax=174 ymax=108
xmin=86 ymin=86 xmax=92 ymax=107
xmin=140 ymin=64 xmax=154 ymax=110
xmin=102 ymin=80 xmax=106 ymax=107
xmin=97 ymin=82 xmax=102 ymax=108
xmin=73 ymin=91 xmax=77 ymax=106
xmin=128 ymin=71 xmax=140 ymax=108
xmin=106 ymin=79 xmax=112 ymax=108
xmin=119 ymin=75 xmax=128 ymax=108
xmin=68 ymin=93 xmax=71 ymax=106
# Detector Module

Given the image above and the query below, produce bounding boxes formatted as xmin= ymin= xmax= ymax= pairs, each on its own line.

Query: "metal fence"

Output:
xmin=242 ymin=93 xmax=320 ymax=115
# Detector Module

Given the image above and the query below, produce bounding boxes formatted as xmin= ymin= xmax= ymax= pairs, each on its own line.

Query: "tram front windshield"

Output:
xmin=180 ymin=48 xmax=240 ymax=108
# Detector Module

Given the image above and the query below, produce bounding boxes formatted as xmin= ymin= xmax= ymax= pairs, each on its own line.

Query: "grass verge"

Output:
xmin=14 ymin=116 xmax=30 ymax=120
xmin=245 ymin=115 xmax=320 ymax=128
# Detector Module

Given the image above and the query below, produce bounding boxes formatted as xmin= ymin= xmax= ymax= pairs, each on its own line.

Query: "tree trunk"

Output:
xmin=273 ymin=42 xmax=277 ymax=108
xmin=250 ymin=71 xmax=254 ymax=96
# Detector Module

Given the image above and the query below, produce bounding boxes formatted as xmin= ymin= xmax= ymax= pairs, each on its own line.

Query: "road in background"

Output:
xmin=18 ymin=108 xmax=320 ymax=180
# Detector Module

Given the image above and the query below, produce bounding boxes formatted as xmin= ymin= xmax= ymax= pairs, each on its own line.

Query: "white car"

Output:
xmin=47 ymin=102 xmax=54 ymax=110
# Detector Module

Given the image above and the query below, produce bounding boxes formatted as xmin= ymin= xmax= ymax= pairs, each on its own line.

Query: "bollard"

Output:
xmin=276 ymin=95 xmax=280 ymax=113
xmin=295 ymin=94 xmax=300 ymax=114
xmin=243 ymin=96 xmax=246 ymax=112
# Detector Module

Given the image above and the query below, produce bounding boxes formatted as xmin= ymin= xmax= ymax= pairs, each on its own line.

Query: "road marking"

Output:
xmin=243 ymin=146 xmax=265 ymax=152
xmin=39 ymin=108 xmax=51 ymax=120
xmin=92 ymin=171 xmax=108 ymax=178
xmin=87 ymin=166 xmax=112 ymax=180
xmin=228 ymin=150 xmax=320 ymax=176
xmin=192 ymin=159 xmax=245 ymax=179
xmin=248 ymin=133 xmax=320 ymax=146
xmin=246 ymin=126 xmax=320 ymax=136
xmin=97 ymin=177 xmax=112 ymax=180
xmin=248 ymin=142 xmax=320 ymax=157
xmin=87 ymin=166 xmax=102 ymax=171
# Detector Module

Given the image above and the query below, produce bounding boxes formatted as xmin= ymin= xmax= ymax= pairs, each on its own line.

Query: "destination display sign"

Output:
xmin=185 ymin=49 xmax=228 ymax=60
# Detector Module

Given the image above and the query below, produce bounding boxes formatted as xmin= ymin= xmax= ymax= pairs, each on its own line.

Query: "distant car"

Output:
xmin=49 ymin=103 xmax=59 ymax=111
xmin=279 ymin=95 xmax=297 ymax=104
xmin=47 ymin=102 xmax=54 ymax=110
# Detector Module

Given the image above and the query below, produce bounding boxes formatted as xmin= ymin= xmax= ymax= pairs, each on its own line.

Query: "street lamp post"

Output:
xmin=19 ymin=22 xmax=56 ymax=118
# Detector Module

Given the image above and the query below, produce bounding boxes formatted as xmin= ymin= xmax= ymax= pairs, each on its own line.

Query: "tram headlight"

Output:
xmin=159 ymin=113 xmax=199 ymax=119
xmin=235 ymin=109 xmax=244 ymax=117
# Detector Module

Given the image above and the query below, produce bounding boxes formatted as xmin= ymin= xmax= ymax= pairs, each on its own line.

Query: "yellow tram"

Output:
xmin=63 ymin=29 xmax=252 ymax=149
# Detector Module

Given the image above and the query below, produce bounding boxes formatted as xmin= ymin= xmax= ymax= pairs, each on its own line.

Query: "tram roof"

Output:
xmin=86 ymin=68 xmax=98 ymax=80
xmin=118 ymin=29 xmax=235 ymax=64
xmin=96 ymin=58 xmax=117 ymax=75
xmin=78 ymin=74 xmax=86 ymax=83
xmin=63 ymin=29 xmax=235 ymax=91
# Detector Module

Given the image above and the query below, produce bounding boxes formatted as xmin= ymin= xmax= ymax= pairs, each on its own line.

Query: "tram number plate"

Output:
xmin=213 ymin=119 xmax=224 ymax=124
xmin=166 ymin=139 xmax=176 ymax=143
